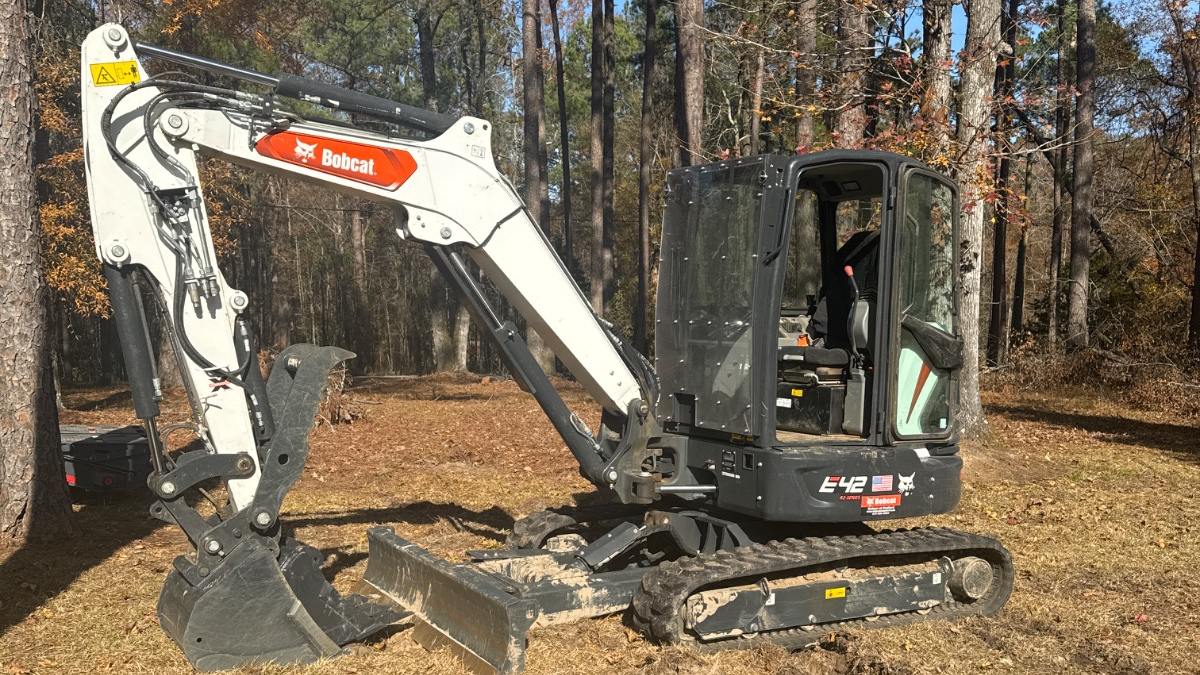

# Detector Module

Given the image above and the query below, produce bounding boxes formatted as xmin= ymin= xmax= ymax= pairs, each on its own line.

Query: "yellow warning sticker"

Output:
xmin=90 ymin=61 xmax=141 ymax=87
xmin=825 ymin=587 xmax=847 ymax=600
xmin=790 ymin=388 xmax=804 ymax=398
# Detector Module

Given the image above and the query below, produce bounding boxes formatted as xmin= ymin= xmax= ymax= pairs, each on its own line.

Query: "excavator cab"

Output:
xmin=654 ymin=152 xmax=965 ymax=521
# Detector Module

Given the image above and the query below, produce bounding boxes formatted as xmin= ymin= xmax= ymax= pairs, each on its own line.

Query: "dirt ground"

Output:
xmin=2 ymin=375 xmax=1198 ymax=675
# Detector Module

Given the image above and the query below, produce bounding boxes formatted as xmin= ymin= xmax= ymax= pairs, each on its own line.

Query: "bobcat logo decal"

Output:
xmin=293 ymin=138 xmax=318 ymax=162
xmin=898 ymin=472 xmax=916 ymax=496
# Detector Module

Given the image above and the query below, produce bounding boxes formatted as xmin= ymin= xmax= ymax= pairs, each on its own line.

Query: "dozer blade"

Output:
xmin=158 ymin=538 xmax=403 ymax=671
xmin=362 ymin=526 xmax=540 ymax=675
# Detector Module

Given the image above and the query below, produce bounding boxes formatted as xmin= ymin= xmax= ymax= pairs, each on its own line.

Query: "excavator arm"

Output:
xmin=81 ymin=24 xmax=662 ymax=673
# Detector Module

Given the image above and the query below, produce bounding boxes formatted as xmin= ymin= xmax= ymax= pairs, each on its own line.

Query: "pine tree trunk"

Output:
xmin=834 ymin=0 xmax=868 ymax=147
xmin=955 ymin=0 xmax=1004 ymax=437
xmin=986 ymin=0 xmax=1018 ymax=367
xmin=1066 ymin=0 xmax=1096 ymax=351
xmin=674 ymin=0 xmax=705 ymax=166
xmin=748 ymin=47 xmax=765 ymax=155
xmin=636 ymin=0 xmax=657 ymax=354
xmin=1166 ymin=4 xmax=1200 ymax=352
xmin=453 ymin=305 xmax=471 ymax=371
xmin=794 ymin=0 xmax=817 ymax=151
xmin=0 ymin=0 xmax=76 ymax=541
xmin=522 ymin=0 xmax=555 ymax=370
xmin=601 ymin=0 xmax=616 ymax=309
xmin=921 ymin=0 xmax=953 ymax=154
xmin=1012 ymin=227 xmax=1027 ymax=339
xmin=590 ymin=0 xmax=606 ymax=311
xmin=549 ymin=0 xmax=573 ymax=274
xmin=1048 ymin=0 xmax=1069 ymax=352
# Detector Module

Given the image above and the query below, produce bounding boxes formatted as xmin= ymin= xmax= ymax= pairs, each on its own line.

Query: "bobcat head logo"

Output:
xmin=898 ymin=472 xmax=916 ymax=496
xmin=293 ymin=139 xmax=318 ymax=161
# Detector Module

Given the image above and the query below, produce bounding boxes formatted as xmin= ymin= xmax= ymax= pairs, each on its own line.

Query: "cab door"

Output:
xmin=889 ymin=169 xmax=963 ymax=439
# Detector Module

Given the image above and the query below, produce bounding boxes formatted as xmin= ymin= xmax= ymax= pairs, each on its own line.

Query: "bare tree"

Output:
xmin=674 ymin=0 xmax=704 ymax=166
xmin=955 ymin=0 xmax=1004 ymax=435
xmin=590 ymin=0 xmax=606 ymax=311
xmin=416 ymin=3 xmax=464 ymax=372
xmin=986 ymin=0 xmax=1019 ymax=367
xmin=601 ymin=0 xmax=616 ymax=309
xmin=636 ymin=0 xmax=658 ymax=353
xmin=522 ymin=0 xmax=554 ymax=369
xmin=794 ymin=0 xmax=817 ymax=151
xmin=921 ymin=0 xmax=953 ymax=153
xmin=1066 ymin=0 xmax=1096 ymax=350
xmin=1048 ymin=0 xmax=1070 ymax=351
xmin=834 ymin=0 xmax=869 ymax=146
xmin=0 ymin=0 xmax=76 ymax=541
xmin=1165 ymin=2 xmax=1200 ymax=351
xmin=548 ymin=0 xmax=573 ymax=273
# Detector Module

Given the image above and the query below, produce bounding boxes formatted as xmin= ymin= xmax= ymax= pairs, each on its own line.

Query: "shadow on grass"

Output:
xmin=988 ymin=403 xmax=1199 ymax=461
xmin=289 ymin=500 xmax=517 ymax=545
xmin=63 ymin=389 xmax=134 ymax=411
xmin=0 ymin=491 xmax=162 ymax=636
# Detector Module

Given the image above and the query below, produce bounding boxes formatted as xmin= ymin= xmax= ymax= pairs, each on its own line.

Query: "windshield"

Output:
xmin=655 ymin=160 xmax=764 ymax=435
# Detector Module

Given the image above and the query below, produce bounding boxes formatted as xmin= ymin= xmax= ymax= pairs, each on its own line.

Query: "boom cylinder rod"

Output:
xmin=132 ymin=40 xmax=455 ymax=135
xmin=133 ymin=41 xmax=279 ymax=87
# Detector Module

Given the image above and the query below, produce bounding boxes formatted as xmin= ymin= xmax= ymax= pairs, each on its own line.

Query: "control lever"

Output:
xmin=843 ymin=265 xmax=861 ymax=362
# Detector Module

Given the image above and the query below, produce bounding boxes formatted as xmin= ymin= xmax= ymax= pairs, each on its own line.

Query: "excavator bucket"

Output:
xmin=158 ymin=538 xmax=402 ymax=671
xmin=361 ymin=527 xmax=540 ymax=675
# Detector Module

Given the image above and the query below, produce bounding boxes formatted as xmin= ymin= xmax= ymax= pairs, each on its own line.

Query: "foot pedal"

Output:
xmin=361 ymin=526 xmax=539 ymax=674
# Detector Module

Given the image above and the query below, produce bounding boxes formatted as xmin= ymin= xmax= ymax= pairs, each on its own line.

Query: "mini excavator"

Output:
xmin=80 ymin=24 xmax=1012 ymax=674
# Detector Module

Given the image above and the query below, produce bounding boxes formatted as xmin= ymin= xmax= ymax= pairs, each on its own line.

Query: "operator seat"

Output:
xmin=779 ymin=230 xmax=880 ymax=374
xmin=809 ymin=229 xmax=880 ymax=352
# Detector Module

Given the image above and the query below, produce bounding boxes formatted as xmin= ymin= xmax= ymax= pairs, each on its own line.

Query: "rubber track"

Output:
xmin=505 ymin=503 xmax=652 ymax=550
xmin=630 ymin=527 xmax=1013 ymax=652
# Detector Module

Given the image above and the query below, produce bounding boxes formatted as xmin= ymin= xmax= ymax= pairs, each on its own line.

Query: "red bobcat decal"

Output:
xmin=255 ymin=131 xmax=417 ymax=190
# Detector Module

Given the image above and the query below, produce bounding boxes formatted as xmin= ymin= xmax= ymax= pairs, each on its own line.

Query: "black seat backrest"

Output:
xmin=808 ymin=230 xmax=881 ymax=347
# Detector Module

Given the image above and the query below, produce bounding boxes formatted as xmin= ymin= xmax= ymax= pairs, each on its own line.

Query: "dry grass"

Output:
xmin=2 ymin=376 xmax=1198 ymax=674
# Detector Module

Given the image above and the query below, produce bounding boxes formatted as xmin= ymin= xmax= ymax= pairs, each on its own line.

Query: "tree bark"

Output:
xmin=600 ymin=0 xmax=616 ymax=309
xmin=748 ymin=43 xmax=765 ymax=155
xmin=921 ymin=0 xmax=953 ymax=155
xmin=1048 ymin=0 xmax=1069 ymax=352
xmin=1067 ymin=0 xmax=1096 ymax=351
xmin=636 ymin=0 xmax=658 ymax=353
xmin=834 ymin=0 xmax=869 ymax=147
xmin=955 ymin=0 xmax=1003 ymax=437
xmin=590 ymin=0 xmax=606 ymax=311
xmin=349 ymin=209 xmax=367 ymax=290
xmin=794 ymin=0 xmax=817 ymax=151
xmin=415 ymin=5 xmax=440 ymax=113
xmin=1167 ymin=4 xmax=1200 ymax=352
xmin=674 ymin=0 xmax=705 ymax=166
xmin=986 ymin=0 xmax=1018 ymax=367
xmin=549 ymin=0 xmax=573 ymax=274
xmin=1012 ymin=227 xmax=1027 ymax=338
xmin=523 ymin=0 xmax=555 ymax=369
xmin=0 ymin=0 xmax=76 ymax=541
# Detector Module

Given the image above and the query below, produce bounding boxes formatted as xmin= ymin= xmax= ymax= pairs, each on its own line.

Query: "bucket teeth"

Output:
xmin=362 ymin=526 xmax=540 ymax=675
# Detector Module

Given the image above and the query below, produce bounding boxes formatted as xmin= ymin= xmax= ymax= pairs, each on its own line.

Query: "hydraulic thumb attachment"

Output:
xmin=153 ymin=345 xmax=403 ymax=670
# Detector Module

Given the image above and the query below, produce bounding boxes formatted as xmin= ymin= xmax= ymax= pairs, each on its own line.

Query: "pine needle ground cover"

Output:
xmin=1 ymin=376 xmax=1196 ymax=675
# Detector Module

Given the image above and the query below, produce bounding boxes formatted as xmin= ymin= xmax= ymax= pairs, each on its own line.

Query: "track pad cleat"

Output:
xmin=158 ymin=538 xmax=403 ymax=671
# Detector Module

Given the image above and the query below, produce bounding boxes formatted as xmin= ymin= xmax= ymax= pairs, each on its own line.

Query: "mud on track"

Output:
xmin=1 ymin=375 xmax=1196 ymax=674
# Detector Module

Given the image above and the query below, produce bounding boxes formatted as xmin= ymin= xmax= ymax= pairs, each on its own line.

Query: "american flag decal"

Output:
xmin=872 ymin=475 xmax=893 ymax=492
